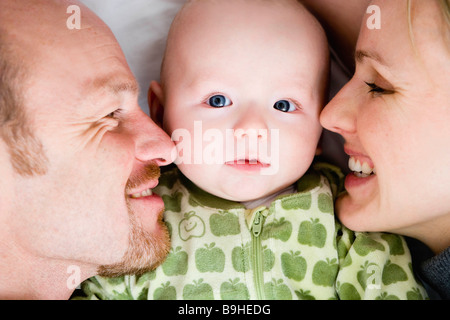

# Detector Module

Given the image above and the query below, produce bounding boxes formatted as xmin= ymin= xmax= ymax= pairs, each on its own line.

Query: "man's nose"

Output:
xmin=132 ymin=109 xmax=175 ymax=166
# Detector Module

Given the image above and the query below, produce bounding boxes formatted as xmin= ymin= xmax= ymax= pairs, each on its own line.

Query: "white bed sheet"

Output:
xmin=81 ymin=0 xmax=185 ymax=113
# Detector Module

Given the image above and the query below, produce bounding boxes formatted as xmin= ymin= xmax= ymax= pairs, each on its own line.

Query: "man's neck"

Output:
xmin=0 ymin=241 xmax=96 ymax=299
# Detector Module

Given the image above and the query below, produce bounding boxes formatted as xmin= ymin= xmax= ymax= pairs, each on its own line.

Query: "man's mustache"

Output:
xmin=125 ymin=163 xmax=161 ymax=193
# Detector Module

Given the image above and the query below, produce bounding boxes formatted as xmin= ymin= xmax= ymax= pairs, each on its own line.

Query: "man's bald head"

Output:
xmin=0 ymin=0 xmax=120 ymax=176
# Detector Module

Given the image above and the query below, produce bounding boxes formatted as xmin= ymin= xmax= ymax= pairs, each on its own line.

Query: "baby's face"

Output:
xmin=160 ymin=0 xmax=328 ymax=201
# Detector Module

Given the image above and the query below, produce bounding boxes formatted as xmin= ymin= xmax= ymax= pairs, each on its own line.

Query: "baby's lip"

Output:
xmin=225 ymin=159 xmax=271 ymax=167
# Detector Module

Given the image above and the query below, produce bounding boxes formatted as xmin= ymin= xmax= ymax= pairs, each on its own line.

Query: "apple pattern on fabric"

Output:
xmin=80 ymin=165 xmax=428 ymax=300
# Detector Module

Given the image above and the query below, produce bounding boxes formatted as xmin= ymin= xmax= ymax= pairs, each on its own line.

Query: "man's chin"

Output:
xmin=96 ymin=211 xmax=170 ymax=278
xmin=128 ymin=194 xmax=166 ymax=234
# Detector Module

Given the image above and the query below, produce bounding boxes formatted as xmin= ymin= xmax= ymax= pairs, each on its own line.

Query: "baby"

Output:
xmin=81 ymin=0 xmax=427 ymax=300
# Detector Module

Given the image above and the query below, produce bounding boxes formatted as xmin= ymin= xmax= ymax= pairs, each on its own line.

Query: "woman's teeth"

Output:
xmin=348 ymin=157 xmax=376 ymax=178
xmin=130 ymin=188 xmax=153 ymax=199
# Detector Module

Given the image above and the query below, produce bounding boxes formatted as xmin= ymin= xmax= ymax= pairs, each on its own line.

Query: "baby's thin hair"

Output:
xmin=160 ymin=0 xmax=308 ymax=85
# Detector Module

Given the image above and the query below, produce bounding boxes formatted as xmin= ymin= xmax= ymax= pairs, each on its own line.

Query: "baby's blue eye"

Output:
xmin=207 ymin=95 xmax=232 ymax=108
xmin=273 ymin=100 xmax=296 ymax=112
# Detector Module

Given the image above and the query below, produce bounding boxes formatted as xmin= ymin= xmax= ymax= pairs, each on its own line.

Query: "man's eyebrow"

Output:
xmin=355 ymin=49 xmax=387 ymax=66
xmin=90 ymin=76 xmax=140 ymax=96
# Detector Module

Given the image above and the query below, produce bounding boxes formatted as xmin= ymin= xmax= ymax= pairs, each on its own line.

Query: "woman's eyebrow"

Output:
xmin=355 ymin=49 xmax=388 ymax=66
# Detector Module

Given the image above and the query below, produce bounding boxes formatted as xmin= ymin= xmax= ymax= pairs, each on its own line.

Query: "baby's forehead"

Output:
xmin=162 ymin=0 xmax=328 ymax=95
xmin=167 ymin=0 xmax=326 ymax=60
xmin=172 ymin=0 xmax=324 ymax=39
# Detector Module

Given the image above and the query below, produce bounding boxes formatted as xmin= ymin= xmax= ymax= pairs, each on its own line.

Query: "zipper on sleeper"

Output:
xmin=250 ymin=207 xmax=268 ymax=300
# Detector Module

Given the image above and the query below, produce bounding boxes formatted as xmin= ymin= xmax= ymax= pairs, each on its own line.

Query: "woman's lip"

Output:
xmin=344 ymin=146 xmax=375 ymax=170
xmin=344 ymin=146 xmax=371 ymax=159
xmin=345 ymin=171 xmax=377 ymax=190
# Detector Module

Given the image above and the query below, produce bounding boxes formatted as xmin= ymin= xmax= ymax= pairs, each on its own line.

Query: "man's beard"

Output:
xmin=96 ymin=164 xmax=171 ymax=277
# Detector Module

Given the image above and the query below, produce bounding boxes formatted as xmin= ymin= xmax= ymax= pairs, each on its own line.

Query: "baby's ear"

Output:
xmin=148 ymin=81 xmax=165 ymax=128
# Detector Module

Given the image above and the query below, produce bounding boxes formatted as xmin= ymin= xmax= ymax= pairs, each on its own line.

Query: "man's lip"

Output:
xmin=127 ymin=180 xmax=159 ymax=198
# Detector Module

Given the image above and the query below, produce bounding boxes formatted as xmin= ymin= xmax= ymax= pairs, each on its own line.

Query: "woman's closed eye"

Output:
xmin=365 ymin=82 xmax=394 ymax=96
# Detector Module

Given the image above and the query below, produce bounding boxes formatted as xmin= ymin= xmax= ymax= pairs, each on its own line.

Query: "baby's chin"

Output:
xmin=219 ymin=192 xmax=269 ymax=203
xmin=178 ymin=164 xmax=299 ymax=203
xmin=210 ymin=183 xmax=288 ymax=203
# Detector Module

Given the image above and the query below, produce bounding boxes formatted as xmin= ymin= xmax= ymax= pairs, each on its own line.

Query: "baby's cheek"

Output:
xmin=281 ymin=138 xmax=316 ymax=171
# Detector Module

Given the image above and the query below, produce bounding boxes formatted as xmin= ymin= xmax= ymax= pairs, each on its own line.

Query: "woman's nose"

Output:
xmin=320 ymin=80 xmax=357 ymax=138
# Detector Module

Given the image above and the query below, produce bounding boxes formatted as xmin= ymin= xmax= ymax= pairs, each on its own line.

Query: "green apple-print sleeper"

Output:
xmin=80 ymin=163 xmax=428 ymax=300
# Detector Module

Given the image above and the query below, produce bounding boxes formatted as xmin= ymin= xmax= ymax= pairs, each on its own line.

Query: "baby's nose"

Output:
xmin=233 ymin=108 xmax=269 ymax=140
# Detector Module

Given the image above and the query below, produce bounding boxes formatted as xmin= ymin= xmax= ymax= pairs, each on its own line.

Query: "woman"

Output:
xmin=303 ymin=0 xmax=450 ymax=299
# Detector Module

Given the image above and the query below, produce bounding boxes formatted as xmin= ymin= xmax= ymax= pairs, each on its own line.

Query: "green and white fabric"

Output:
xmin=80 ymin=164 xmax=428 ymax=300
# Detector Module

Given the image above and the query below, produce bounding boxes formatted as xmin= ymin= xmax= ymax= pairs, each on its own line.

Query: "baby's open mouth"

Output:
xmin=226 ymin=159 xmax=270 ymax=167
xmin=348 ymin=156 xmax=376 ymax=178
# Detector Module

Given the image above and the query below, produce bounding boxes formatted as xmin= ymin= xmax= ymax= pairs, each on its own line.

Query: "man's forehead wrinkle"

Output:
xmin=80 ymin=43 xmax=127 ymax=69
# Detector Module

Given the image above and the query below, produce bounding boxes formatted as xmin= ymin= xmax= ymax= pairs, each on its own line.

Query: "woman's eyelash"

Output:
xmin=365 ymin=82 xmax=393 ymax=95
xmin=365 ymin=82 xmax=384 ymax=93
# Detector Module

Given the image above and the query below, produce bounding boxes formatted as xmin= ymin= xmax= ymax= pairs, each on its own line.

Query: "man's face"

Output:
xmin=3 ymin=2 xmax=174 ymax=276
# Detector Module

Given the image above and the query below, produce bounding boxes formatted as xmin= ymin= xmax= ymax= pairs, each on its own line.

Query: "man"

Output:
xmin=0 ymin=0 xmax=174 ymax=299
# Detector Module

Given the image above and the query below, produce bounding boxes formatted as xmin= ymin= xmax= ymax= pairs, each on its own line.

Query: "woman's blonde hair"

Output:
xmin=407 ymin=0 xmax=450 ymax=48
xmin=439 ymin=0 xmax=450 ymax=26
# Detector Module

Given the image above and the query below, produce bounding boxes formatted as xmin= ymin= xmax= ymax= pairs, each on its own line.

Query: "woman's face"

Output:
xmin=320 ymin=0 xmax=450 ymax=236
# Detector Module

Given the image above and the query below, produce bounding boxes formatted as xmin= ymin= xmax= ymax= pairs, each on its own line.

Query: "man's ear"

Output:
xmin=148 ymin=81 xmax=165 ymax=128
